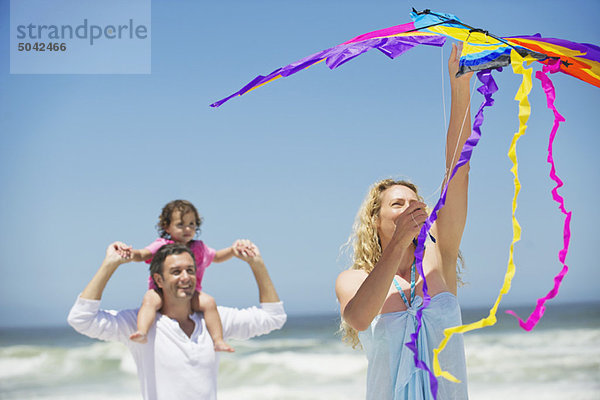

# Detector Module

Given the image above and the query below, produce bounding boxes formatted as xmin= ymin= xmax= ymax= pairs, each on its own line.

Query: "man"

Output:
xmin=68 ymin=241 xmax=286 ymax=400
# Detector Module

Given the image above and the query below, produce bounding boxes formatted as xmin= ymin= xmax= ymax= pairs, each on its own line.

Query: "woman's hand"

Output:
xmin=449 ymin=42 xmax=473 ymax=88
xmin=391 ymin=200 xmax=428 ymax=248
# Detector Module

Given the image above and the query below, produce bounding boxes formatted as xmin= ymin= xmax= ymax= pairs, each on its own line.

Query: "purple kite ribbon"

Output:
xmin=408 ymin=68 xmax=499 ymax=399
xmin=505 ymin=59 xmax=570 ymax=330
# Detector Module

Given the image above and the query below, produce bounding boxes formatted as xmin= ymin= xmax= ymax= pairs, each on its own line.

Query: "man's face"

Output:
xmin=154 ymin=252 xmax=197 ymax=301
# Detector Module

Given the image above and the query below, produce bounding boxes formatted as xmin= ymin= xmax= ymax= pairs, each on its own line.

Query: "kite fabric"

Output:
xmin=411 ymin=11 xmax=600 ymax=87
xmin=209 ymin=21 xmax=446 ymax=108
xmin=210 ymin=8 xmax=598 ymax=400
xmin=210 ymin=9 xmax=600 ymax=108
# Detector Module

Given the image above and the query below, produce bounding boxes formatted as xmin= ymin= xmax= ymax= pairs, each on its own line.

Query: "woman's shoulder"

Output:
xmin=337 ymin=268 xmax=367 ymax=278
xmin=335 ymin=269 xmax=368 ymax=306
xmin=336 ymin=269 xmax=368 ymax=288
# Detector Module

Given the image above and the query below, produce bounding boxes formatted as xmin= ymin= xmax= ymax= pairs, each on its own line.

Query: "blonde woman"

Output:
xmin=335 ymin=43 xmax=472 ymax=400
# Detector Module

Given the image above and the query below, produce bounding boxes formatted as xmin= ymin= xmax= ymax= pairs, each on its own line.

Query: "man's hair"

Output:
xmin=149 ymin=243 xmax=197 ymax=289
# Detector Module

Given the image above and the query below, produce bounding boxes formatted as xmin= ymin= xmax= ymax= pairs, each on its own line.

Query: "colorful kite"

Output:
xmin=211 ymin=9 xmax=598 ymax=399
xmin=210 ymin=9 xmax=599 ymax=108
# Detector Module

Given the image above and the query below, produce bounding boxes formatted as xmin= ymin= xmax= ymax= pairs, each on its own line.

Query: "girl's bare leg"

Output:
xmin=131 ymin=289 xmax=162 ymax=343
xmin=193 ymin=291 xmax=234 ymax=352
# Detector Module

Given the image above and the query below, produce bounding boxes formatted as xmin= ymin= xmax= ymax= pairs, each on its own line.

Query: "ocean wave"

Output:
xmin=469 ymin=380 xmax=600 ymax=400
xmin=219 ymin=349 xmax=367 ymax=388
xmin=219 ymin=382 xmax=366 ymax=400
xmin=0 ymin=341 xmax=136 ymax=389
xmin=1 ymin=322 xmax=598 ymax=399
xmin=464 ymin=327 xmax=600 ymax=385
xmin=229 ymin=337 xmax=330 ymax=352
xmin=224 ymin=350 xmax=365 ymax=374
xmin=0 ymin=393 xmax=141 ymax=400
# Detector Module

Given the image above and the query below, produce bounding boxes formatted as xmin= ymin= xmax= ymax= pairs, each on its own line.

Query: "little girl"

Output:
xmin=127 ymin=199 xmax=252 ymax=351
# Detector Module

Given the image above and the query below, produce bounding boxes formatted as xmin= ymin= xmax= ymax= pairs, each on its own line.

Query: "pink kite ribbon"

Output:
xmin=408 ymin=68 xmax=498 ymax=399
xmin=505 ymin=59 xmax=570 ymax=330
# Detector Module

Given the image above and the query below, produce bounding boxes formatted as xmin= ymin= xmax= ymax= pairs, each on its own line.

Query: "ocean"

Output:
xmin=1 ymin=303 xmax=598 ymax=400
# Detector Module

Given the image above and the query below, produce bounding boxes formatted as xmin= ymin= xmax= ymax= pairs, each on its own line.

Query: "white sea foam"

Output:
xmin=220 ymin=350 xmax=366 ymax=380
xmin=2 ymin=394 xmax=142 ymax=400
xmin=0 ymin=340 xmax=136 ymax=392
xmin=464 ymin=327 xmax=600 ymax=386
xmin=0 ymin=346 xmax=49 ymax=378
xmin=220 ymin=382 xmax=366 ymax=400
xmin=230 ymin=337 xmax=325 ymax=350
xmin=469 ymin=380 xmax=600 ymax=400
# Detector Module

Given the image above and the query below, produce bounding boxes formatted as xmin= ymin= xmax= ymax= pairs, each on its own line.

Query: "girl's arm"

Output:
xmin=213 ymin=239 xmax=257 ymax=263
xmin=435 ymin=43 xmax=473 ymax=287
xmin=131 ymin=248 xmax=153 ymax=262
xmin=110 ymin=243 xmax=151 ymax=263
xmin=213 ymin=246 xmax=235 ymax=263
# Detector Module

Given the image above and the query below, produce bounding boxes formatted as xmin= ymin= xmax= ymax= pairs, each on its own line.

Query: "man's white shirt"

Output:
xmin=68 ymin=297 xmax=286 ymax=400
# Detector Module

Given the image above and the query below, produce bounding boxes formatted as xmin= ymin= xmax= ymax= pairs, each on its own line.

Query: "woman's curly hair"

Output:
xmin=340 ymin=179 xmax=421 ymax=348
xmin=339 ymin=179 xmax=464 ymax=349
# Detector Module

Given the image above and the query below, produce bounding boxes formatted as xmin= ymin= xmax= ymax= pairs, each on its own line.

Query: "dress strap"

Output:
xmin=393 ymin=260 xmax=416 ymax=307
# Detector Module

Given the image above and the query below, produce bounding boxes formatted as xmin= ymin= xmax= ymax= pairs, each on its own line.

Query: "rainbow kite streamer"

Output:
xmin=505 ymin=59 xmax=571 ymax=330
xmin=432 ymin=49 xmax=537 ymax=384
xmin=211 ymin=9 xmax=598 ymax=399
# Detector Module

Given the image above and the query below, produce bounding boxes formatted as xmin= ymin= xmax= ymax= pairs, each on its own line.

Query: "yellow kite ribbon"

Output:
xmin=432 ymin=50 xmax=535 ymax=382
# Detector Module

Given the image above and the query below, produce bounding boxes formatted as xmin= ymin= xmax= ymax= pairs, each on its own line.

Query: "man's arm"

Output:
xmin=236 ymin=241 xmax=280 ymax=303
xmin=219 ymin=242 xmax=286 ymax=340
xmin=247 ymin=256 xmax=280 ymax=304
xmin=67 ymin=242 xmax=138 ymax=342
xmin=80 ymin=242 xmax=131 ymax=300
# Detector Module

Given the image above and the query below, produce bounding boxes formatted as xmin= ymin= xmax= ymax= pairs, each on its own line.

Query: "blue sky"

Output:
xmin=1 ymin=0 xmax=599 ymax=327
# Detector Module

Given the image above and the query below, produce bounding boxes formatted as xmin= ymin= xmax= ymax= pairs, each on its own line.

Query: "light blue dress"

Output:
xmin=358 ymin=292 xmax=468 ymax=400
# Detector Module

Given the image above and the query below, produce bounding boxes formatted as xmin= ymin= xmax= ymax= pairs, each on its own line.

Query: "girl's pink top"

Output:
xmin=145 ymin=238 xmax=216 ymax=291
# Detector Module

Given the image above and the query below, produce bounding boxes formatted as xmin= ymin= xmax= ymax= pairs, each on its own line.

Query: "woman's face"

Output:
xmin=376 ymin=185 xmax=419 ymax=250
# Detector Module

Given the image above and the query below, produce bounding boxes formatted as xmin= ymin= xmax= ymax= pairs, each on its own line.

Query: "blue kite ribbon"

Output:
xmin=407 ymin=68 xmax=498 ymax=399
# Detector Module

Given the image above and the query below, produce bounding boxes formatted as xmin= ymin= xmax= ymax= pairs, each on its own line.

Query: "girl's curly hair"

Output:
xmin=158 ymin=200 xmax=203 ymax=239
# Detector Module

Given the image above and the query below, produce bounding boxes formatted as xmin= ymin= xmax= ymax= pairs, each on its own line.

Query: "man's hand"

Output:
xmin=233 ymin=239 xmax=260 ymax=263
xmin=80 ymin=242 xmax=133 ymax=300
xmin=232 ymin=240 xmax=278 ymax=303
xmin=107 ymin=242 xmax=134 ymax=265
